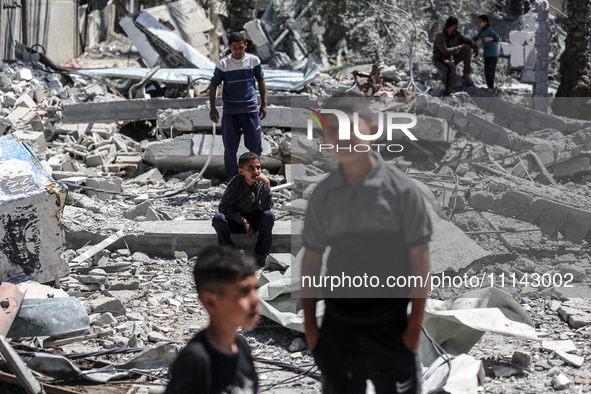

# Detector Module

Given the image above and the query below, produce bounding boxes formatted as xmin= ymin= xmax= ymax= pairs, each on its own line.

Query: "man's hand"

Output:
xmin=473 ymin=46 xmax=479 ymax=58
xmin=210 ymin=108 xmax=219 ymax=124
xmin=483 ymin=37 xmax=493 ymax=42
xmin=259 ymin=104 xmax=267 ymax=120
xmin=306 ymin=323 xmax=320 ymax=350
xmin=256 ymin=173 xmax=271 ymax=189
xmin=243 ymin=219 xmax=255 ymax=238
xmin=402 ymin=325 xmax=421 ymax=350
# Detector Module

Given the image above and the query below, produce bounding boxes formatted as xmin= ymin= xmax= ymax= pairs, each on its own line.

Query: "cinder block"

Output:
xmin=521 ymin=69 xmax=536 ymax=83
xmin=510 ymin=31 xmax=534 ymax=45
xmin=469 ymin=191 xmax=495 ymax=211
xmin=509 ymin=45 xmax=525 ymax=69
xmin=436 ymin=104 xmax=455 ymax=123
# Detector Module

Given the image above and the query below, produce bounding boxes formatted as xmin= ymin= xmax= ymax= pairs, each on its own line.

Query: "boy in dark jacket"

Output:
xmin=212 ymin=152 xmax=274 ymax=265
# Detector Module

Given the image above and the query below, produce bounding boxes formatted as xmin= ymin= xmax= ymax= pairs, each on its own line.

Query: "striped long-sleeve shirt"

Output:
xmin=218 ymin=175 xmax=273 ymax=224
xmin=210 ymin=53 xmax=264 ymax=114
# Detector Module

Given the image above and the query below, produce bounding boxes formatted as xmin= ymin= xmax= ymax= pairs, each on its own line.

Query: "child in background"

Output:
xmin=473 ymin=15 xmax=500 ymax=92
xmin=165 ymin=246 xmax=260 ymax=394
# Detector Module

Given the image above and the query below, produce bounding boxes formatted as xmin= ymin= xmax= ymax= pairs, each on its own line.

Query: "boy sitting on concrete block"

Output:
xmin=212 ymin=152 xmax=274 ymax=265
xmin=165 ymin=246 xmax=260 ymax=393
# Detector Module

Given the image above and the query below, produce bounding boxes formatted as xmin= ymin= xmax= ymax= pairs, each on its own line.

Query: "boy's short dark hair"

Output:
xmin=445 ymin=16 xmax=459 ymax=29
xmin=238 ymin=152 xmax=260 ymax=168
xmin=229 ymin=32 xmax=247 ymax=45
xmin=193 ymin=246 xmax=256 ymax=296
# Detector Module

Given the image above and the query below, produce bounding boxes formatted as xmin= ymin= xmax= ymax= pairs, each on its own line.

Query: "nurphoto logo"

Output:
xmin=304 ymin=108 xmax=419 ymax=153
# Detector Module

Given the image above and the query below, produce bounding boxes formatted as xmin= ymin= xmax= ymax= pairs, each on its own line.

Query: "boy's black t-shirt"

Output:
xmin=165 ymin=330 xmax=259 ymax=394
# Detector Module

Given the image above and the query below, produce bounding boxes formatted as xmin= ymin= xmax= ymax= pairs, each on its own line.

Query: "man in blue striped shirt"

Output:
xmin=209 ymin=32 xmax=268 ymax=179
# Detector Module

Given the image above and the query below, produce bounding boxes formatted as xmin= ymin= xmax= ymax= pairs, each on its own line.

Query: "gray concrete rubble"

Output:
xmin=1 ymin=1 xmax=591 ymax=392
xmin=467 ymin=174 xmax=591 ymax=243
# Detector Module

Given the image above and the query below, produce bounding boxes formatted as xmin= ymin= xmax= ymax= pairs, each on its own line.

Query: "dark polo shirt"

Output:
xmin=302 ymin=152 xmax=432 ymax=324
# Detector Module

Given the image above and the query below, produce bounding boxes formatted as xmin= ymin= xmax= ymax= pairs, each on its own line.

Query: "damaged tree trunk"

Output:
xmin=553 ymin=0 xmax=591 ymax=118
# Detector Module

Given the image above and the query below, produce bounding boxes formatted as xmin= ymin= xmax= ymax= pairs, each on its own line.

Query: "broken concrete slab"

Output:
xmin=123 ymin=11 xmax=215 ymax=69
xmin=143 ymin=133 xmax=281 ymax=173
xmin=144 ymin=0 xmax=214 ymax=58
xmin=468 ymin=175 xmax=591 ymax=243
xmin=60 ymin=96 xmax=313 ymax=123
xmin=64 ymin=214 xmax=303 ymax=257
xmin=157 ymin=107 xmax=294 ymax=131
xmin=85 ymin=177 xmax=123 ymax=201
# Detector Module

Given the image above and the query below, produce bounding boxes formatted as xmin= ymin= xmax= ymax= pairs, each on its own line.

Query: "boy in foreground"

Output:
xmin=165 ymin=246 xmax=260 ymax=394
xmin=301 ymin=93 xmax=432 ymax=393
xmin=212 ymin=152 xmax=274 ymax=265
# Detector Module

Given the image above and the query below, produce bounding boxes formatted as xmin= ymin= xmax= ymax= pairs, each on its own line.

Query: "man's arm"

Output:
xmin=257 ymin=173 xmax=273 ymax=211
xmin=301 ymin=249 xmax=323 ymax=349
xmin=434 ymin=32 xmax=459 ymax=57
xmin=209 ymin=85 xmax=219 ymax=124
xmin=219 ymin=182 xmax=244 ymax=224
xmin=402 ymin=243 xmax=430 ymax=350
xmin=258 ymin=80 xmax=267 ymax=120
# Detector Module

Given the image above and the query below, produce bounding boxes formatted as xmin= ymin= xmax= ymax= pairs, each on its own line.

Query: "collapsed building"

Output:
xmin=0 ymin=0 xmax=590 ymax=392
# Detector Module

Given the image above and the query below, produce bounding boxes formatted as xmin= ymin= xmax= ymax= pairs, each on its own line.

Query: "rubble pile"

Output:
xmin=0 ymin=0 xmax=591 ymax=392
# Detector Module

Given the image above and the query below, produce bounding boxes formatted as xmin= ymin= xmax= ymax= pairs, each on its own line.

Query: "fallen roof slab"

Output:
xmin=77 ymin=67 xmax=319 ymax=92
xmin=60 ymin=95 xmax=315 ymax=124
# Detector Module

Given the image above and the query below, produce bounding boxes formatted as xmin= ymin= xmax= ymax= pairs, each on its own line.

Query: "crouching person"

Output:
xmin=212 ymin=152 xmax=274 ymax=265
xmin=165 ymin=246 xmax=261 ymax=393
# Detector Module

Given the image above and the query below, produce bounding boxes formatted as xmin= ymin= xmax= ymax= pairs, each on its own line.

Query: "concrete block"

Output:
xmin=468 ymin=191 xmax=495 ymax=211
xmin=132 ymin=168 xmax=162 ymax=185
xmin=15 ymin=68 xmax=33 ymax=81
xmin=426 ymin=100 xmax=440 ymax=117
xmin=509 ymin=45 xmax=525 ymax=69
xmin=85 ymin=153 xmax=105 ymax=167
xmin=436 ymin=104 xmax=455 ymax=123
xmin=412 ymin=116 xmax=454 ymax=143
xmin=520 ymin=69 xmax=536 ymax=83
xmin=450 ymin=111 xmax=467 ymax=130
xmin=12 ymin=130 xmax=46 ymax=152
xmin=125 ymin=200 xmax=152 ymax=220
xmin=14 ymin=93 xmax=36 ymax=109
xmin=510 ymin=31 xmax=534 ymax=45
xmin=86 ymin=297 xmax=126 ymax=315
xmin=491 ymin=191 xmax=532 ymax=217
xmin=524 ymin=42 xmax=536 ymax=68
xmin=285 ymin=163 xmax=306 ymax=183
xmin=499 ymin=42 xmax=512 ymax=57
xmin=553 ymin=156 xmax=591 ymax=178
xmin=85 ymin=177 xmax=123 ymax=201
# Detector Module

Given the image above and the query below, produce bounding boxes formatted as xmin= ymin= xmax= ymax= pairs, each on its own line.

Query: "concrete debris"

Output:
xmin=0 ymin=2 xmax=591 ymax=392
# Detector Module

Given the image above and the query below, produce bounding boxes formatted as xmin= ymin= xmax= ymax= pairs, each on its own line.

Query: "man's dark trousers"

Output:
xmin=312 ymin=307 xmax=422 ymax=394
xmin=434 ymin=46 xmax=472 ymax=96
xmin=221 ymin=112 xmax=262 ymax=178
xmin=212 ymin=210 xmax=274 ymax=255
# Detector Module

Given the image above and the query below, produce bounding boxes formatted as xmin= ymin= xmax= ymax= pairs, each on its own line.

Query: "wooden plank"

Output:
xmin=0 ymin=371 xmax=79 ymax=394
xmin=43 ymin=330 xmax=114 ymax=348
xmin=0 ymin=335 xmax=43 ymax=394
